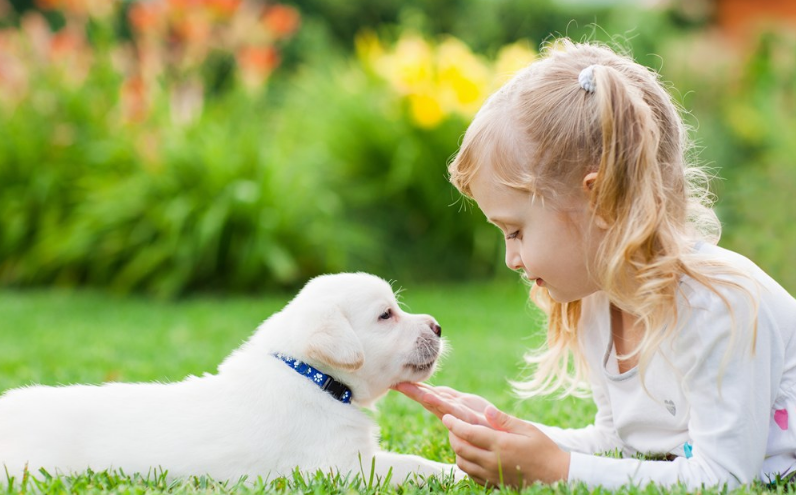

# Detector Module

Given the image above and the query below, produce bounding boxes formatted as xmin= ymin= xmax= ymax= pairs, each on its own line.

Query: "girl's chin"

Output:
xmin=549 ymin=287 xmax=600 ymax=304
xmin=546 ymin=285 xmax=581 ymax=304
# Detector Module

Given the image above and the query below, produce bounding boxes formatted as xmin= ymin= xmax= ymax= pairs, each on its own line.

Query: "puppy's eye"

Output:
xmin=379 ymin=309 xmax=392 ymax=321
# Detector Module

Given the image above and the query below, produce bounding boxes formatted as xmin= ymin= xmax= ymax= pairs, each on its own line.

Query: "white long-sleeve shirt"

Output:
xmin=534 ymin=243 xmax=796 ymax=489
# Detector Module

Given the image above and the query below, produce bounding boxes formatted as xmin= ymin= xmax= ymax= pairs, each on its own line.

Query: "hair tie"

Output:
xmin=579 ymin=65 xmax=597 ymax=93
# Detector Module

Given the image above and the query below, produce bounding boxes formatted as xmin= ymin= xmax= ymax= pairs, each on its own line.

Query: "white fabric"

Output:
xmin=533 ymin=243 xmax=796 ymax=488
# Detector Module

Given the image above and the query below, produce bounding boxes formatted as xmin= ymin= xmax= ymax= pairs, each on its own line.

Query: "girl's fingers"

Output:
xmin=453 ymin=455 xmax=491 ymax=486
xmin=427 ymin=394 xmax=490 ymax=425
xmin=393 ymin=383 xmax=490 ymax=426
xmin=393 ymin=382 xmax=427 ymax=398
xmin=433 ymin=385 xmax=467 ymax=397
xmin=448 ymin=430 xmax=493 ymax=468
xmin=424 ymin=393 xmax=471 ymax=419
xmin=394 ymin=384 xmax=460 ymax=420
xmin=469 ymin=475 xmax=488 ymax=487
xmin=443 ymin=414 xmax=497 ymax=450
xmin=395 ymin=382 xmax=451 ymax=404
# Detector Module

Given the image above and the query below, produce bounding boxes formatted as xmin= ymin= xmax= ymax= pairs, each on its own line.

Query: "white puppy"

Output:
xmin=0 ymin=273 xmax=462 ymax=484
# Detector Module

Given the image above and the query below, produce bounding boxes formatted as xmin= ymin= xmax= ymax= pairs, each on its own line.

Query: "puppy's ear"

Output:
xmin=303 ymin=306 xmax=365 ymax=372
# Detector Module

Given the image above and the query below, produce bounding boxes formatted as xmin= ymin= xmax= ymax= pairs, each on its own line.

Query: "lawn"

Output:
xmin=0 ymin=281 xmax=788 ymax=494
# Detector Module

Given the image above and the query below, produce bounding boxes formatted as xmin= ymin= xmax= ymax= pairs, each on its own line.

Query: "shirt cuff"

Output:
xmin=568 ymin=451 xmax=644 ymax=488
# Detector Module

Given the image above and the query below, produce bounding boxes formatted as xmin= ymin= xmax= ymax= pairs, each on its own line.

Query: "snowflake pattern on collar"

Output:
xmin=273 ymin=353 xmax=353 ymax=404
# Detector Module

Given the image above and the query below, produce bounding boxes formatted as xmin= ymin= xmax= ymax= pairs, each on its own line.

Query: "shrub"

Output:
xmin=0 ymin=5 xmax=532 ymax=296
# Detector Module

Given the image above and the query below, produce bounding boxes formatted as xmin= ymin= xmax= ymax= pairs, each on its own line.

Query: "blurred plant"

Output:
xmin=660 ymin=28 xmax=796 ymax=293
xmin=356 ymin=31 xmax=534 ymax=128
xmin=0 ymin=20 xmax=534 ymax=296
xmin=263 ymin=32 xmax=538 ymax=283
xmin=8 ymin=1 xmax=784 ymax=297
xmin=0 ymin=0 xmax=300 ymax=122
xmin=124 ymin=0 xmax=300 ymax=123
xmin=712 ymin=31 xmax=796 ymax=293
xmin=0 ymin=0 xmax=306 ymax=297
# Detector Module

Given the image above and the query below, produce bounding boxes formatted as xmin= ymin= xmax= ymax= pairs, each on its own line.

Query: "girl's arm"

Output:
xmin=528 ymin=378 xmax=621 ymax=455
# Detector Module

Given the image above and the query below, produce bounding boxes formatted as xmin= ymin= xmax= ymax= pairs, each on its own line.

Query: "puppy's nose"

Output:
xmin=430 ymin=322 xmax=442 ymax=337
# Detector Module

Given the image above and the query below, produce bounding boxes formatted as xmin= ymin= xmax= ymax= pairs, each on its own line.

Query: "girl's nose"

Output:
xmin=505 ymin=243 xmax=523 ymax=271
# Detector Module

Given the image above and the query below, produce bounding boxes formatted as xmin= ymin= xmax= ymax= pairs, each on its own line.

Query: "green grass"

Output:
xmin=0 ymin=282 xmax=791 ymax=494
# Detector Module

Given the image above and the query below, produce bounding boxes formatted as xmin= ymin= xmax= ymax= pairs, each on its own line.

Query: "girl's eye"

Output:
xmin=379 ymin=309 xmax=392 ymax=320
xmin=506 ymin=230 xmax=520 ymax=240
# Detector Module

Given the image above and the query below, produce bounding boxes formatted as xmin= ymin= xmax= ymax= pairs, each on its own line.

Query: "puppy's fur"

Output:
xmin=0 ymin=273 xmax=460 ymax=483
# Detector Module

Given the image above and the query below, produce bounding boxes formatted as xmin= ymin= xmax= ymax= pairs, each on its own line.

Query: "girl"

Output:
xmin=396 ymin=39 xmax=796 ymax=488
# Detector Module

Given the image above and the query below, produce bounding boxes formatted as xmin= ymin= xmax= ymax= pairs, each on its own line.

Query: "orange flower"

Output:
xmin=238 ymin=45 xmax=280 ymax=71
xmin=236 ymin=45 xmax=280 ymax=87
xmin=262 ymin=4 xmax=300 ymax=38
xmin=128 ymin=2 xmax=165 ymax=34
xmin=49 ymin=29 xmax=83 ymax=59
xmin=206 ymin=0 xmax=240 ymax=18
xmin=173 ymin=13 xmax=211 ymax=45
xmin=121 ymin=74 xmax=148 ymax=123
xmin=167 ymin=0 xmax=193 ymax=12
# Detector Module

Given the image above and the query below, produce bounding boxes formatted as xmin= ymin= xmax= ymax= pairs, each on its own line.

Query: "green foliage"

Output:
xmin=711 ymin=32 xmax=796 ymax=294
xmin=288 ymin=0 xmax=611 ymax=53
xmin=659 ymin=30 xmax=796 ymax=293
xmin=269 ymin=56 xmax=499 ymax=285
xmin=0 ymin=53 xmax=496 ymax=296
xmin=0 ymin=81 xmax=350 ymax=295
xmin=0 ymin=6 xmax=499 ymax=297
xmin=1 ymin=1 xmax=795 ymax=296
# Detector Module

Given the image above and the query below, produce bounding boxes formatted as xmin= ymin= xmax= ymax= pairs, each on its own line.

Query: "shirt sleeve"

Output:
xmin=531 ymin=376 xmax=622 ymax=455
xmin=567 ymin=285 xmax=777 ymax=489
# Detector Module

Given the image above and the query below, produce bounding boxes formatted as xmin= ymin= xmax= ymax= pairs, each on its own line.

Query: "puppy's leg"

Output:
xmin=369 ymin=452 xmax=466 ymax=486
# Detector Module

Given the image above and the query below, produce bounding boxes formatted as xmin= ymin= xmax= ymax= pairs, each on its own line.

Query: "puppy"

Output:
xmin=0 ymin=273 xmax=462 ymax=484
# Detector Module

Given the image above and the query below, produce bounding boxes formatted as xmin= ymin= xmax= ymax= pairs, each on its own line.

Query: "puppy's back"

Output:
xmin=0 ymin=378 xmax=234 ymax=477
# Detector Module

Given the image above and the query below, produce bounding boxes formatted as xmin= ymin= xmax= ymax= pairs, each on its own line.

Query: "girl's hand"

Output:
xmin=443 ymin=405 xmax=570 ymax=487
xmin=392 ymin=382 xmax=493 ymax=427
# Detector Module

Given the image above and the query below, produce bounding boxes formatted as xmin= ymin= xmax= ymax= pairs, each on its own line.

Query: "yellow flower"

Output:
xmin=377 ymin=33 xmax=434 ymax=95
xmin=364 ymin=31 xmax=538 ymax=128
xmin=354 ymin=30 xmax=384 ymax=69
xmin=436 ymin=37 xmax=490 ymax=117
xmin=408 ymin=93 xmax=445 ymax=129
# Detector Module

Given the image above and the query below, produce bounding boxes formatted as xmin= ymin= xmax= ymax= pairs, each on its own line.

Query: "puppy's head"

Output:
xmin=281 ymin=272 xmax=444 ymax=407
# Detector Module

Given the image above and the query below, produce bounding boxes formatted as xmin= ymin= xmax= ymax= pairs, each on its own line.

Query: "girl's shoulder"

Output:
xmin=686 ymin=242 xmax=793 ymax=305
xmin=679 ymin=241 xmax=796 ymax=341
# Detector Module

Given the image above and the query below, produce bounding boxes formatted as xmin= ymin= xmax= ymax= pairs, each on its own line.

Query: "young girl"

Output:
xmin=395 ymin=39 xmax=796 ymax=488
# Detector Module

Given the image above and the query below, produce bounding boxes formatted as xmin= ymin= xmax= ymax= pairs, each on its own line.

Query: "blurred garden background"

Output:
xmin=1 ymin=0 xmax=796 ymax=492
xmin=1 ymin=0 xmax=795 ymax=298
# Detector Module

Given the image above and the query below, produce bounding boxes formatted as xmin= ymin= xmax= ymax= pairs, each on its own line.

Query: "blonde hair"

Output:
xmin=449 ymin=39 xmax=756 ymax=397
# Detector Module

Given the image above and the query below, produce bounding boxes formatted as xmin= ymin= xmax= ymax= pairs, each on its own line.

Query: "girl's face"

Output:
xmin=469 ymin=168 xmax=603 ymax=303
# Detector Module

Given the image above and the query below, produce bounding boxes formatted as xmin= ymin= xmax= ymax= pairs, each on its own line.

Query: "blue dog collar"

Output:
xmin=273 ymin=353 xmax=353 ymax=404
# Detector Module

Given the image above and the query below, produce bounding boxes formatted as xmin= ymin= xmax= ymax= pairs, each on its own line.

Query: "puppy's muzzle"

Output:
xmin=407 ymin=321 xmax=442 ymax=373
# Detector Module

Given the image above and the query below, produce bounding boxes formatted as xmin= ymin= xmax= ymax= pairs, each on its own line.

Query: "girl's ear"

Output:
xmin=582 ymin=172 xmax=599 ymax=192
xmin=582 ymin=172 xmax=610 ymax=230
